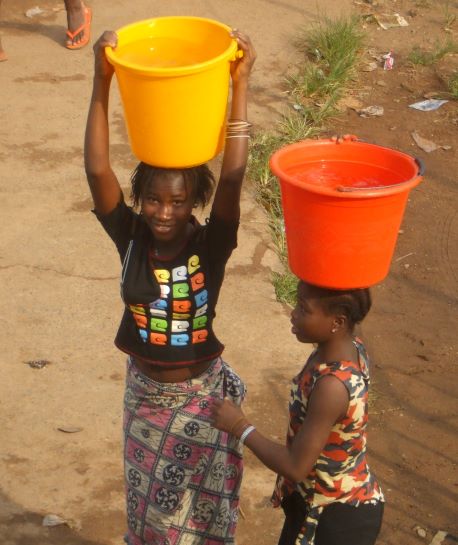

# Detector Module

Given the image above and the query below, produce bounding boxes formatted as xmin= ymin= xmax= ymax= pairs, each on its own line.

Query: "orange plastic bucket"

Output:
xmin=269 ymin=136 xmax=424 ymax=288
xmin=105 ymin=16 xmax=238 ymax=167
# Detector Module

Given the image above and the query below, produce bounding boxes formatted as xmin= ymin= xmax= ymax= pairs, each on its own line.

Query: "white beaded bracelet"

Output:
xmin=239 ymin=425 xmax=256 ymax=445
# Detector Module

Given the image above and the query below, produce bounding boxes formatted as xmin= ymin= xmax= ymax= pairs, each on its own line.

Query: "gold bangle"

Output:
xmin=227 ymin=121 xmax=252 ymax=131
xmin=225 ymin=134 xmax=251 ymax=139
xmin=227 ymin=119 xmax=252 ymax=126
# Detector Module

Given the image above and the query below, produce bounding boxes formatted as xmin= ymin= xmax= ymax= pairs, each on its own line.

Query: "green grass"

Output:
xmin=273 ymin=271 xmax=298 ymax=306
xmin=443 ymin=0 xmax=457 ymax=31
xmin=408 ymin=39 xmax=458 ymax=66
xmin=448 ymin=72 xmax=458 ymax=99
xmin=248 ymin=15 xmax=365 ymax=306
xmin=292 ymin=16 xmax=365 ymax=99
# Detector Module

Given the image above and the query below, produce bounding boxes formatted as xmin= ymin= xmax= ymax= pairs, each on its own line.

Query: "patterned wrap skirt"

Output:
xmin=124 ymin=356 xmax=246 ymax=545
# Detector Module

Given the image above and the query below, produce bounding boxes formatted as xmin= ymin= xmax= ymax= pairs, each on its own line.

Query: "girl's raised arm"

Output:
xmin=211 ymin=31 xmax=256 ymax=222
xmin=84 ymin=31 xmax=123 ymax=215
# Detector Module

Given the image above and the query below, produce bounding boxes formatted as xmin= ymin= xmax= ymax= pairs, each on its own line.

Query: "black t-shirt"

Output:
xmin=94 ymin=200 xmax=238 ymax=366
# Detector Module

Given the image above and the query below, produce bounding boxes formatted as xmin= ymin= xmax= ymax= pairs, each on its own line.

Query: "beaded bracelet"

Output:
xmin=239 ymin=425 xmax=256 ymax=445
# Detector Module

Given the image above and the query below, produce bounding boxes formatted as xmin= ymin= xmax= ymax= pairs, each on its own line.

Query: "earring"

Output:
xmin=331 ymin=327 xmax=337 ymax=333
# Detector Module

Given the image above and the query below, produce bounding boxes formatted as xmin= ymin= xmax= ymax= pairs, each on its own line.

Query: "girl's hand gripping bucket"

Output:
xmin=105 ymin=16 xmax=239 ymax=168
xmin=269 ymin=136 xmax=424 ymax=289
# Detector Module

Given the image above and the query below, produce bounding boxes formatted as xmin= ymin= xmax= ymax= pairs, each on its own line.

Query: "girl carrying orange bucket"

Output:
xmin=212 ymin=281 xmax=384 ymax=545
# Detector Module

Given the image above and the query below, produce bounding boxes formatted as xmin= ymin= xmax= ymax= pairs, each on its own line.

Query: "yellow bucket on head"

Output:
xmin=105 ymin=16 xmax=239 ymax=168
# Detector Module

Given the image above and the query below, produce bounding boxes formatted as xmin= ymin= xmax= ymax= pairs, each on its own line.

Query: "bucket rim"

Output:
xmin=269 ymin=137 xmax=423 ymax=198
xmin=105 ymin=16 xmax=238 ymax=76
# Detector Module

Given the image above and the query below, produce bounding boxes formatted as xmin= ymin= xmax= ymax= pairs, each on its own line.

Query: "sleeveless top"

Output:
xmin=272 ymin=338 xmax=384 ymax=544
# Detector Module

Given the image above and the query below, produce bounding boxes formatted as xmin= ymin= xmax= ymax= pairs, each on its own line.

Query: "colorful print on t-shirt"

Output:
xmin=128 ymin=254 xmax=209 ymax=347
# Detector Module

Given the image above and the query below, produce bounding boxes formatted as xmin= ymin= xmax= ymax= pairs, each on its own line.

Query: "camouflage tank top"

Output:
xmin=272 ymin=338 xmax=384 ymax=545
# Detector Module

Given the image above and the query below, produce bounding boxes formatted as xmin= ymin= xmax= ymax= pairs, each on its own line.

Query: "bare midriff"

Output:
xmin=132 ymin=356 xmax=214 ymax=383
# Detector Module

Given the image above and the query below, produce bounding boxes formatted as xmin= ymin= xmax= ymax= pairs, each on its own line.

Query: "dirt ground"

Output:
xmin=0 ymin=0 xmax=457 ymax=544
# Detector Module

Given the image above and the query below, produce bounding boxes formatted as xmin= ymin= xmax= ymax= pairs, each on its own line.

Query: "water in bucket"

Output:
xmin=291 ymin=162 xmax=406 ymax=191
xmin=116 ymin=37 xmax=209 ymax=68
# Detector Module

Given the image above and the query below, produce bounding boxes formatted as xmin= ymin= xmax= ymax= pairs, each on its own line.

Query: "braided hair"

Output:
xmin=130 ymin=162 xmax=215 ymax=209
xmin=303 ymin=282 xmax=372 ymax=331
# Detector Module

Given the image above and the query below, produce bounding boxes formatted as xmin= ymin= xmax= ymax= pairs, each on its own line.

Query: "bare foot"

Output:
xmin=0 ymin=36 xmax=7 ymax=62
xmin=65 ymin=0 xmax=90 ymax=49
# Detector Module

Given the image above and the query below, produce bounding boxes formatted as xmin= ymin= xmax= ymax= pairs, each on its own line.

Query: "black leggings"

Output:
xmin=278 ymin=492 xmax=384 ymax=545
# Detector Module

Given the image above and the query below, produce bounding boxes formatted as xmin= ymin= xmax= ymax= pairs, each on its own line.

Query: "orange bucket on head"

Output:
xmin=269 ymin=136 xmax=424 ymax=289
xmin=105 ymin=16 xmax=239 ymax=168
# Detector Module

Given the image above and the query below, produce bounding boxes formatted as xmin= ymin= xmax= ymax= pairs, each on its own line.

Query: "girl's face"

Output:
xmin=141 ymin=172 xmax=195 ymax=245
xmin=291 ymin=283 xmax=336 ymax=344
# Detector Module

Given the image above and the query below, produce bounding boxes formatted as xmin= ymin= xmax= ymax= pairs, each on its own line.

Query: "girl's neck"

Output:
xmin=312 ymin=333 xmax=357 ymax=364
xmin=153 ymin=222 xmax=194 ymax=259
xmin=154 ymin=239 xmax=183 ymax=259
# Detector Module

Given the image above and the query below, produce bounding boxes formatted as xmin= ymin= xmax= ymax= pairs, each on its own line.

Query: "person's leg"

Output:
xmin=0 ymin=36 xmax=6 ymax=62
xmin=315 ymin=502 xmax=384 ymax=545
xmin=64 ymin=0 xmax=91 ymax=49
xmin=0 ymin=1 xmax=7 ymax=62
xmin=277 ymin=492 xmax=309 ymax=545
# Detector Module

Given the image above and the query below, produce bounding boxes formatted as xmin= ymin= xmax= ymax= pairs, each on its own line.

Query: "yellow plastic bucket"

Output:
xmin=106 ymin=16 xmax=239 ymax=168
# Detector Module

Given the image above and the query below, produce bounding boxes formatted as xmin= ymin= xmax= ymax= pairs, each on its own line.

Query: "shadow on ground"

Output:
xmin=0 ymin=490 xmax=106 ymax=545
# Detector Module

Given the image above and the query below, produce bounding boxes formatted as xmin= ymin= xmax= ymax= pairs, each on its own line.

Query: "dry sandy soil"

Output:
xmin=0 ymin=0 xmax=457 ymax=544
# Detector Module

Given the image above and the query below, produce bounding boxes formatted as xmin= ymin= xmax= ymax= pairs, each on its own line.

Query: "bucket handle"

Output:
xmin=415 ymin=156 xmax=425 ymax=176
xmin=230 ymin=49 xmax=244 ymax=61
xmin=336 ymin=181 xmax=412 ymax=192
xmin=333 ymin=135 xmax=426 ymax=179
xmin=336 ymin=156 xmax=425 ymax=192
xmin=331 ymin=134 xmax=359 ymax=143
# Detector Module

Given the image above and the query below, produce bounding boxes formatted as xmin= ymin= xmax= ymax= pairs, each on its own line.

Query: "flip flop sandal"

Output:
xmin=65 ymin=6 xmax=92 ymax=50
